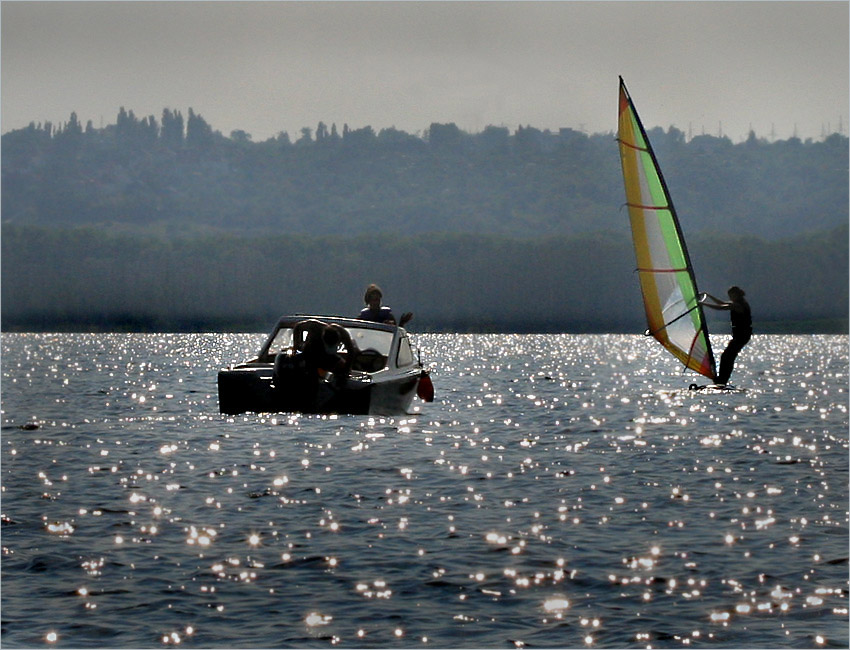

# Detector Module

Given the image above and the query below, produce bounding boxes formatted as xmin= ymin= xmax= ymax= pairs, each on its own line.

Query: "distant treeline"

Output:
xmin=2 ymin=108 xmax=847 ymax=241
xmin=2 ymin=225 xmax=846 ymax=333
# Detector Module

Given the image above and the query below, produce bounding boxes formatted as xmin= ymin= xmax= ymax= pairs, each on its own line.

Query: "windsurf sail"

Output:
xmin=617 ymin=77 xmax=717 ymax=381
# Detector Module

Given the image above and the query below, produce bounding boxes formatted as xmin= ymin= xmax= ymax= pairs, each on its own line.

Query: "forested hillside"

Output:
xmin=2 ymin=109 xmax=847 ymax=239
xmin=3 ymin=224 xmax=846 ymax=333
xmin=2 ymin=108 xmax=847 ymax=332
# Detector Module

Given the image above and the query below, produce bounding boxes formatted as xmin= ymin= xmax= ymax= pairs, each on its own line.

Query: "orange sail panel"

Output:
xmin=617 ymin=77 xmax=717 ymax=381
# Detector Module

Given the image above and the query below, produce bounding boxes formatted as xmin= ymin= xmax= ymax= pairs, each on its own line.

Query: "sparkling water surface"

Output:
xmin=2 ymin=333 xmax=847 ymax=648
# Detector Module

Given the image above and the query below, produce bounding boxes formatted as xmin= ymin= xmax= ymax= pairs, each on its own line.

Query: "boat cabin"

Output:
xmin=251 ymin=315 xmax=418 ymax=374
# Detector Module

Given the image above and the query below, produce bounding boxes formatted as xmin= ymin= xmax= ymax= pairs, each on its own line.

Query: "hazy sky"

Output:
xmin=2 ymin=1 xmax=848 ymax=142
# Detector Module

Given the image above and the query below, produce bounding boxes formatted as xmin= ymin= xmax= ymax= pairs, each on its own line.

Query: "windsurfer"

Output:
xmin=702 ymin=286 xmax=752 ymax=386
xmin=359 ymin=284 xmax=412 ymax=327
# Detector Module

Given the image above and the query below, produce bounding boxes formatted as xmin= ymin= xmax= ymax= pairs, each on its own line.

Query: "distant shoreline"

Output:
xmin=2 ymin=318 xmax=847 ymax=335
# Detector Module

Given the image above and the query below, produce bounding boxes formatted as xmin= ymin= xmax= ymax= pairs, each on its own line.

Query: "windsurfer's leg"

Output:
xmin=717 ymin=336 xmax=748 ymax=385
xmin=717 ymin=350 xmax=735 ymax=385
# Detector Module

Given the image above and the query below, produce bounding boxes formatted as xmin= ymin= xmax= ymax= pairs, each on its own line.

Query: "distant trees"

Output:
xmin=1 ymin=224 xmax=846 ymax=332
xmin=428 ymin=122 xmax=464 ymax=149
xmin=186 ymin=108 xmax=213 ymax=149
xmin=161 ymin=109 xmax=184 ymax=147
xmin=1 ymin=107 xmax=847 ymax=331
xmin=2 ymin=107 xmax=846 ymax=240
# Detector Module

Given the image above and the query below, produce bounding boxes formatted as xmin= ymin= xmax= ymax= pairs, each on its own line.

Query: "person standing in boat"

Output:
xmin=359 ymin=284 xmax=412 ymax=327
xmin=702 ymin=286 xmax=752 ymax=386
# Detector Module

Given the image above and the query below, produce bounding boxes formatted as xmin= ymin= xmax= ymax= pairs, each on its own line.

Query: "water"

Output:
xmin=1 ymin=333 xmax=847 ymax=649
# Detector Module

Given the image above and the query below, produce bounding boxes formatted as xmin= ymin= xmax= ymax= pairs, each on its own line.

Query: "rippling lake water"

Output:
xmin=1 ymin=333 xmax=847 ymax=648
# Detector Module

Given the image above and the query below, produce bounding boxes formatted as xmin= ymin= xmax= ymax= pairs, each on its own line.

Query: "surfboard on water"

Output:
xmin=655 ymin=383 xmax=746 ymax=402
xmin=688 ymin=383 xmax=743 ymax=392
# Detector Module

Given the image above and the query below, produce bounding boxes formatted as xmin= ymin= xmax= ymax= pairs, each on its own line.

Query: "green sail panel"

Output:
xmin=617 ymin=77 xmax=717 ymax=381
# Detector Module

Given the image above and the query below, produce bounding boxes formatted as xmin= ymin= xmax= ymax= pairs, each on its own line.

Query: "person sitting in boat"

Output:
xmin=702 ymin=286 xmax=752 ymax=386
xmin=288 ymin=319 xmax=357 ymax=386
xmin=359 ymin=284 xmax=412 ymax=327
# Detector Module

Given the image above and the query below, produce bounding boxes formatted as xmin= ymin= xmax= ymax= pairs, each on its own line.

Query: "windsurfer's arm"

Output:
xmin=701 ymin=293 xmax=731 ymax=310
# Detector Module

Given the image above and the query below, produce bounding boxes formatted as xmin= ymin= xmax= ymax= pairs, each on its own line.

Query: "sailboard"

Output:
xmin=617 ymin=77 xmax=717 ymax=382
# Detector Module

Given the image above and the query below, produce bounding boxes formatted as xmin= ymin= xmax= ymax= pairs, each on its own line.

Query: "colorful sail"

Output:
xmin=617 ymin=77 xmax=717 ymax=381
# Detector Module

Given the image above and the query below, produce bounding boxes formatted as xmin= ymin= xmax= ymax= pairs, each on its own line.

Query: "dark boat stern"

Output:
xmin=217 ymin=366 xmax=276 ymax=415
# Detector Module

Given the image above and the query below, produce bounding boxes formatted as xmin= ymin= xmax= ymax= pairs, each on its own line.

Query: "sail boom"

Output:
xmin=645 ymin=302 xmax=702 ymax=337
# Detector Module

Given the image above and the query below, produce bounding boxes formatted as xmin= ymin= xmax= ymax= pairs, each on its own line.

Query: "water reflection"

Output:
xmin=1 ymin=333 xmax=847 ymax=647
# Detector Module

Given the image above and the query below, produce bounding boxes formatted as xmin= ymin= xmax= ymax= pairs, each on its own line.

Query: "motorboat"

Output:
xmin=218 ymin=315 xmax=433 ymax=415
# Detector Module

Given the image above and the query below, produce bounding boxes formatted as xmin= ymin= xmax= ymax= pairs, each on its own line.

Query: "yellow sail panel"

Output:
xmin=617 ymin=78 xmax=716 ymax=381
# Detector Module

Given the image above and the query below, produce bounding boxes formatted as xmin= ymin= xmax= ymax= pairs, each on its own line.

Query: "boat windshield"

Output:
xmin=347 ymin=327 xmax=393 ymax=356
xmin=266 ymin=325 xmax=393 ymax=357
xmin=267 ymin=328 xmax=294 ymax=356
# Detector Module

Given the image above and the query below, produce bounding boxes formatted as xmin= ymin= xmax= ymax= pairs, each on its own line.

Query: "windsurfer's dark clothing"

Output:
xmin=359 ymin=306 xmax=395 ymax=324
xmin=729 ymin=300 xmax=752 ymax=339
xmin=717 ymin=299 xmax=752 ymax=385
